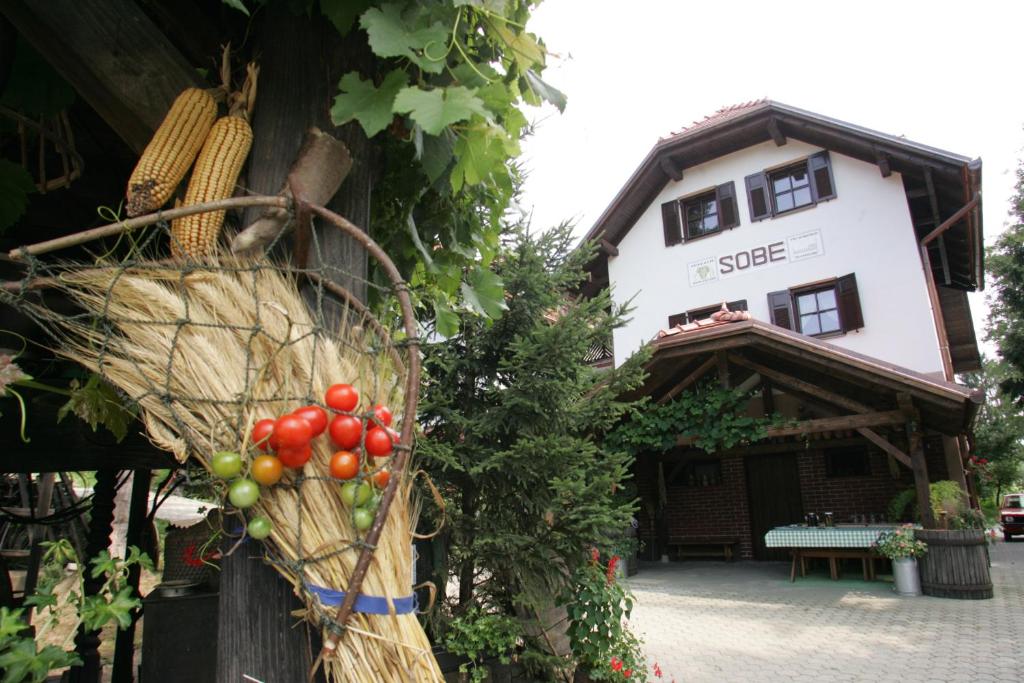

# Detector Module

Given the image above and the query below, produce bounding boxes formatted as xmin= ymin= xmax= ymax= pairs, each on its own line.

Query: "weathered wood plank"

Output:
xmin=729 ymin=353 xmax=874 ymax=413
xmin=656 ymin=356 xmax=717 ymax=404
xmin=908 ymin=423 xmax=936 ymax=529
xmin=0 ymin=0 xmax=203 ymax=152
xmin=856 ymin=427 xmax=912 ymax=468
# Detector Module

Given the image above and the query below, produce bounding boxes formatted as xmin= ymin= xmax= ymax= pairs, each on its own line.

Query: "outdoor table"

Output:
xmin=765 ymin=525 xmax=897 ymax=582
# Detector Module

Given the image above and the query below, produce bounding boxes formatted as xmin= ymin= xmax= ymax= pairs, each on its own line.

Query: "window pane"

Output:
xmin=801 ymin=314 xmax=821 ymax=335
xmin=776 ymin=192 xmax=794 ymax=212
xmin=773 ymin=175 xmax=791 ymax=193
xmin=790 ymin=168 xmax=808 ymax=187
xmin=703 ymin=214 xmax=719 ymax=231
xmin=704 ymin=198 xmax=717 ymax=216
xmin=686 ymin=203 xmax=702 ymax=222
xmin=819 ymin=309 xmax=841 ymax=333
xmin=816 ymin=289 xmax=837 ymax=310
xmin=796 ymin=292 xmax=817 ymax=313
xmin=793 ymin=186 xmax=813 ymax=207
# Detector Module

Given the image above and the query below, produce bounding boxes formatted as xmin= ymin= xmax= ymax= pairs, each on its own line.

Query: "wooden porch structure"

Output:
xmin=628 ymin=319 xmax=983 ymax=545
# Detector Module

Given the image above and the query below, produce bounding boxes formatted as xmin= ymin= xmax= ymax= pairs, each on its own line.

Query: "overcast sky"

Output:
xmin=518 ymin=0 xmax=1024 ymax=350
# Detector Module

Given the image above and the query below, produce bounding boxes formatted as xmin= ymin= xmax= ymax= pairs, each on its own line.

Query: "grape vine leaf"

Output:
xmin=461 ymin=267 xmax=507 ymax=318
xmin=453 ymin=0 xmax=508 ymax=12
xmin=490 ymin=23 xmax=544 ymax=71
xmin=220 ymin=0 xmax=250 ymax=16
xmin=393 ymin=86 xmax=488 ymax=136
xmin=450 ymin=121 xmax=510 ymax=191
xmin=0 ymin=159 xmax=35 ymax=233
xmin=523 ymin=69 xmax=567 ymax=113
xmin=57 ymin=374 xmax=135 ymax=443
xmin=418 ymin=129 xmax=455 ymax=183
xmin=331 ymin=70 xmax=409 ymax=137
xmin=361 ymin=3 xmax=449 ymax=74
xmin=433 ymin=300 xmax=460 ymax=338
xmin=320 ymin=0 xmax=373 ymax=35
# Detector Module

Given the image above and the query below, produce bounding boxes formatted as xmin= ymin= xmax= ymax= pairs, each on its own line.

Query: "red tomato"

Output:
xmin=364 ymin=427 xmax=394 ymax=457
xmin=329 ymin=451 xmax=360 ymax=480
xmin=277 ymin=443 xmax=312 ymax=468
xmin=372 ymin=404 xmax=393 ymax=427
xmin=274 ymin=415 xmax=313 ymax=449
xmin=328 ymin=415 xmax=363 ymax=449
xmin=325 ymin=384 xmax=359 ymax=412
xmin=292 ymin=405 xmax=328 ymax=436
xmin=252 ymin=419 xmax=275 ymax=452
xmin=372 ymin=469 xmax=390 ymax=489
xmin=251 ymin=454 xmax=283 ymax=486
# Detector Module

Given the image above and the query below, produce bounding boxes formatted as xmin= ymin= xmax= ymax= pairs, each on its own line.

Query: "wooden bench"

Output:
xmin=789 ymin=548 xmax=880 ymax=582
xmin=668 ymin=536 xmax=739 ymax=561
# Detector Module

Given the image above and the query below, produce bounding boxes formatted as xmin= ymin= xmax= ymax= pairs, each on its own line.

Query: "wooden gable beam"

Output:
xmin=856 ymin=427 xmax=912 ymax=468
xmin=659 ymin=155 xmax=684 ymax=182
xmin=767 ymin=117 xmax=787 ymax=146
xmin=728 ymin=353 xmax=873 ymax=413
xmin=676 ymin=410 xmax=906 ymax=446
xmin=0 ymin=0 xmax=203 ymax=152
xmin=657 ymin=355 xmax=717 ymax=404
xmin=599 ymin=238 xmax=619 ymax=257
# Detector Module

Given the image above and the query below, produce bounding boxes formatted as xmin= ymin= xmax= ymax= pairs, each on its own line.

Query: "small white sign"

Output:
xmin=688 ymin=257 xmax=719 ymax=287
xmin=787 ymin=230 xmax=825 ymax=261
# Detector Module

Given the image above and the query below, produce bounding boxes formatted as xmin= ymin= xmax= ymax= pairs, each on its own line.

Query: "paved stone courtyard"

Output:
xmin=628 ymin=540 xmax=1023 ymax=682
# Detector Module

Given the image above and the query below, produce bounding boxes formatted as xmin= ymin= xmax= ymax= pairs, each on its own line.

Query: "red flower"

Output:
xmin=610 ymin=657 xmax=623 ymax=672
xmin=606 ymin=555 xmax=621 ymax=584
xmin=653 ymin=662 xmax=663 ymax=677
xmin=623 ymin=669 xmax=632 ymax=678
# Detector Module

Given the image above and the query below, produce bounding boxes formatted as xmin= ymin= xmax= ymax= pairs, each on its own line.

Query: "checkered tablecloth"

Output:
xmin=764 ymin=525 xmax=899 ymax=549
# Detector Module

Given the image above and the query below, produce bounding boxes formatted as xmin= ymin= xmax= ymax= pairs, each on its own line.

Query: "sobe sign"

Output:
xmin=687 ymin=229 xmax=824 ymax=287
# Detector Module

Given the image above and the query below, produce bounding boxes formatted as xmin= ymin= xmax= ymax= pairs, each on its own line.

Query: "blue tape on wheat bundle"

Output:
xmin=306 ymin=584 xmax=418 ymax=614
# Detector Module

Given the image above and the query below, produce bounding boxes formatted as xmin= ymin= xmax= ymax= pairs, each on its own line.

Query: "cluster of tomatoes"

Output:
xmin=209 ymin=383 xmax=398 ymax=539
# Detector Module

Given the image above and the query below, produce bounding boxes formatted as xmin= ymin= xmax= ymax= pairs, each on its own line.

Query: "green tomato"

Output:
xmin=353 ymin=507 xmax=374 ymax=532
xmin=247 ymin=515 xmax=273 ymax=540
xmin=211 ymin=451 xmax=243 ymax=479
xmin=228 ymin=478 xmax=260 ymax=508
xmin=340 ymin=481 xmax=372 ymax=507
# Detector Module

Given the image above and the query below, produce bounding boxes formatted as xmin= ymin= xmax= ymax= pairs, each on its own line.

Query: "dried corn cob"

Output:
xmin=125 ymin=88 xmax=217 ymax=217
xmin=169 ymin=115 xmax=253 ymax=258
xmin=170 ymin=63 xmax=258 ymax=259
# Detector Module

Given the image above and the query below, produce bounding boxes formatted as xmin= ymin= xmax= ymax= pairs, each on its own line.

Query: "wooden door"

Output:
xmin=746 ymin=453 xmax=804 ymax=561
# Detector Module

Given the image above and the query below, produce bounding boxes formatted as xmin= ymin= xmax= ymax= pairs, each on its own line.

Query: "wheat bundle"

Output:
xmin=41 ymin=258 xmax=442 ymax=682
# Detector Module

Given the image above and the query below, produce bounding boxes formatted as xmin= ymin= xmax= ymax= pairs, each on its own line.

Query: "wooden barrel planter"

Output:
xmin=915 ymin=529 xmax=993 ymax=600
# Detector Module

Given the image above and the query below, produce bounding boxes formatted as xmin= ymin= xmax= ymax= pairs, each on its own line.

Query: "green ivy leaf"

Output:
xmin=0 ymin=160 xmax=35 ymax=233
xmin=522 ymin=69 xmax=567 ymax=113
xmin=461 ymin=267 xmax=507 ymax=319
xmin=361 ymin=3 xmax=448 ymax=74
xmin=330 ymin=70 xmax=408 ymax=138
xmin=392 ymin=86 xmax=488 ymax=136
xmin=320 ymin=0 xmax=372 ymax=34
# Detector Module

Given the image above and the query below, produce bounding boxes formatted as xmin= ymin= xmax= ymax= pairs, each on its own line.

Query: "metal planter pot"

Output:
xmin=892 ymin=557 xmax=921 ymax=596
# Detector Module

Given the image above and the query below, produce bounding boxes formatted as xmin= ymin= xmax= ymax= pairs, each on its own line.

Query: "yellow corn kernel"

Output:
xmin=170 ymin=115 xmax=253 ymax=259
xmin=125 ymin=88 xmax=217 ymax=217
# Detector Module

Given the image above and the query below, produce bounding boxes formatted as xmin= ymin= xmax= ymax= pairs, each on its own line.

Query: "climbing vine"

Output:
xmin=607 ymin=381 xmax=781 ymax=455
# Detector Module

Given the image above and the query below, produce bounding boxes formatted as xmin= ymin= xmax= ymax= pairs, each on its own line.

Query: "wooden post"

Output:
xmin=716 ymin=350 xmax=730 ymax=389
xmin=907 ymin=423 xmax=935 ymax=529
xmin=941 ymin=435 xmax=969 ymax=497
xmin=761 ymin=379 xmax=775 ymax=415
xmin=111 ymin=468 xmax=152 ymax=683
xmin=68 ymin=469 xmax=119 ymax=683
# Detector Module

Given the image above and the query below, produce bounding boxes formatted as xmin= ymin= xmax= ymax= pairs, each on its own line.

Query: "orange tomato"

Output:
xmin=251 ymin=454 xmax=283 ymax=486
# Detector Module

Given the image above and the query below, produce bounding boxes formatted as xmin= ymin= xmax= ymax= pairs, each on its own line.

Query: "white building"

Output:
xmin=582 ymin=100 xmax=982 ymax=380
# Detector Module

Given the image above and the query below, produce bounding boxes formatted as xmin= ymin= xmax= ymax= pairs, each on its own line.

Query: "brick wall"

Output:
xmin=636 ymin=438 xmax=954 ymax=561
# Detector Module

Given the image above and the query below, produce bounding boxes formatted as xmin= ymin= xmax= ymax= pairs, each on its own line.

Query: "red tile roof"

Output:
xmin=656 ymin=303 xmax=752 ymax=340
xmin=661 ymin=99 xmax=769 ymax=140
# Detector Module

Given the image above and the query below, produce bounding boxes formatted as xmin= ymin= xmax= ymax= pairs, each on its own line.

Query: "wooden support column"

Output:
xmin=22 ymin=473 xmax=54 ymax=600
xmin=69 ymin=469 xmax=119 ymax=683
xmin=716 ymin=351 xmax=730 ymax=389
xmin=941 ymin=435 xmax=969 ymax=496
xmin=761 ymin=379 xmax=775 ymax=415
xmin=907 ymin=423 xmax=935 ymax=529
xmin=111 ymin=468 xmax=152 ymax=683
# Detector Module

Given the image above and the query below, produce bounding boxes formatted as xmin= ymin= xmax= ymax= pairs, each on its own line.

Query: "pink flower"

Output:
xmin=653 ymin=662 xmax=663 ymax=677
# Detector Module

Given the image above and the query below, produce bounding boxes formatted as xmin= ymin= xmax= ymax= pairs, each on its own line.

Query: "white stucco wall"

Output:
xmin=608 ymin=139 xmax=944 ymax=374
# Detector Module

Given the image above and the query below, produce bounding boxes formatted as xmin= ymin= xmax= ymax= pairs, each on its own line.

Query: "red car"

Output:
xmin=1001 ymin=493 xmax=1024 ymax=542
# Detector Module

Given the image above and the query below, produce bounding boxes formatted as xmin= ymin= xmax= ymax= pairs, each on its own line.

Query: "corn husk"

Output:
xmin=40 ymin=258 xmax=442 ymax=682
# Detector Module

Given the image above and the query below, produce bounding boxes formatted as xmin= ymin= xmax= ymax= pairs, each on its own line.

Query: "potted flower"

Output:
xmin=874 ymin=525 xmax=927 ymax=596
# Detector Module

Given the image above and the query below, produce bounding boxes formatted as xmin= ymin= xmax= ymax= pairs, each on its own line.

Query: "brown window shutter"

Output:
xmin=767 ymin=290 xmax=794 ymax=330
xmin=716 ymin=181 xmax=739 ymax=229
xmin=661 ymin=200 xmax=682 ymax=246
xmin=836 ymin=273 xmax=863 ymax=331
xmin=745 ymin=172 xmax=771 ymax=221
xmin=668 ymin=312 xmax=687 ymax=328
xmin=808 ymin=151 xmax=836 ymax=202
